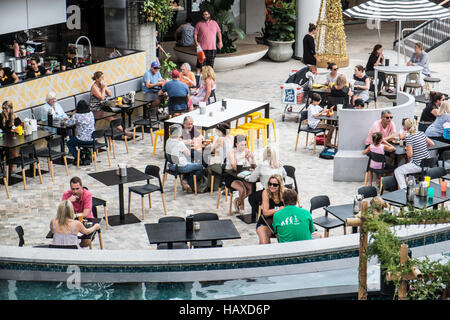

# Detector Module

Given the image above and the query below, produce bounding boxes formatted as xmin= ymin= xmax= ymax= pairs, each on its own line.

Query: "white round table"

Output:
xmin=374 ymin=65 xmax=423 ymax=100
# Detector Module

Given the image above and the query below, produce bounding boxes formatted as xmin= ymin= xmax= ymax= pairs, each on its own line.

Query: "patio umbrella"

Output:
xmin=344 ymin=0 xmax=450 ymax=65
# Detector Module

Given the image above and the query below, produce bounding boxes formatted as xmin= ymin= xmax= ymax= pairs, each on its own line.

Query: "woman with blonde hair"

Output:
xmin=394 ymin=118 xmax=434 ymax=189
xmin=425 ymin=100 xmax=450 ymax=141
xmin=50 ymin=200 xmax=100 ymax=248
xmin=247 ymin=146 xmax=287 ymax=226
xmin=191 ymin=65 xmax=216 ymax=106
xmin=329 ymin=74 xmax=352 ymax=107
xmin=0 ymin=101 xmax=21 ymax=159
xmin=256 ymin=174 xmax=286 ymax=244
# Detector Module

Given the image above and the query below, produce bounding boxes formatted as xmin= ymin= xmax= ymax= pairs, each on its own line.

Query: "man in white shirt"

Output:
xmin=307 ymin=93 xmax=336 ymax=148
xmin=166 ymin=124 xmax=204 ymax=192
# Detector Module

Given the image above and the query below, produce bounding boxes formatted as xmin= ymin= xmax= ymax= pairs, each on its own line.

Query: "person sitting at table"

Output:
xmin=158 ymin=70 xmax=190 ymax=115
xmin=62 ymin=176 xmax=94 ymax=220
xmin=394 ymin=118 xmax=434 ymax=189
xmin=142 ymin=61 xmax=165 ymax=113
xmin=253 ymin=174 xmax=286 ymax=244
xmin=418 ymin=92 xmax=445 ymax=132
xmin=351 ymin=65 xmax=370 ymax=106
xmin=307 ymin=93 xmax=336 ymax=148
xmin=209 ymin=122 xmax=234 ymax=165
xmin=50 ymin=200 xmax=100 ymax=248
xmin=406 ymin=42 xmax=431 ymax=87
xmin=174 ymin=18 xmax=195 ymax=47
xmin=328 ymin=74 xmax=352 ymax=108
xmin=425 ymin=100 xmax=450 ymax=142
xmin=90 ymin=71 xmax=132 ymax=138
xmin=60 ymin=45 xmax=77 ymax=71
xmin=41 ymin=91 xmax=69 ymax=121
xmin=181 ymin=115 xmax=204 ymax=160
xmin=0 ymin=65 xmax=19 ymax=86
xmin=25 ymin=57 xmax=51 ymax=79
xmin=191 ymin=65 xmax=216 ymax=106
xmin=0 ymin=100 xmax=22 ymax=159
xmin=273 ymin=189 xmax=320 ymax=243
xmin=166 ymin=124 xmax=204 ymax=193
xmin=324 ymin=62 xmax=339 ymax=88
xmin=365 ymin=110 xmax=397 ymax=147
xmin=65 ymin=100 xmax=95 ymax=163
xmin=353 ymin=99 xmax=365 ymax=110
xmin=362 ymin=132 xmax=396 ymax=187
xmin=365 ymin=44 xmax=392 ymax=95
xmin=180 ymin=62 xmax=197 ymax=90
xmin=225 ymin=135 xmax=256 ymax=212
xmin=246 ymin=146 xmax=287 ymax=227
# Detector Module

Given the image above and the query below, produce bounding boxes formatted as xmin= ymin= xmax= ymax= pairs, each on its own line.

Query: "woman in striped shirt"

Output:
xmin=394 ymin=118 xmax=434 ymax=189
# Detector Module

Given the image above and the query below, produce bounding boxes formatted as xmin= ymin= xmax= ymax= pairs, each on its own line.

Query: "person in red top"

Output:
xmin=61 ymin=176 xmax=93 ymax=219
xmin=365 ymin=110 xmax=397 ymax=147
xmin=194 ymin=10 xmax=222 ymax=74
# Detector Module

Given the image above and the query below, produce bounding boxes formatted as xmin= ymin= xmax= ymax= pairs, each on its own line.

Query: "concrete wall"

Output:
xmin=333 ymin=92 xmax=415 ymax=181
xmin=242 ymin=0 xmax=265 ymax=35
xmin=295 ymin=0 xmax=321 ymax=59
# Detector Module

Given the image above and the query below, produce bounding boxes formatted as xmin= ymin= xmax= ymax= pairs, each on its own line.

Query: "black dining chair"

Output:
xmin=310 ymin=195 xmax=346 ymax=237
xmin=191 ymin=212 xmax=223 ymax=249
xmin=425 ymin=166 xmax=446 ymax=182
xmin=156 ymin=216 xmax=189 ymax=250
xmin=380 ymin=176 xmax=398 ymax=195
xmin=132 ymin=107 xmax=161 ymax=144
xmin=77 ymin=130 xmax=112 ymax=170
xmin=283 ymin=165 xmax=300 ymax=206
xmin=363 ymin=152 xmax=395 ymax=187
xmin=15 ymin=225 xmax=53 ymax=248
xmin=163 ymin=153 xmax=197 ymax=199
xmin=411 ymin=157 xmax=438 ymax=181
xmin=128 ymin=165 xmax=168 ymax=219
xmin=295 ymin=110 xmax=325 ymax=154
xmin=0 ymin=160 xmax=10 ymax=199
xmin=357 ymin=186 xmax=378 ymax=199
xmin=83 ymin=186 xmax=109 ymax=230
xmin=168 ymin=96 xmax=189 ymax=117
xmin=105 ymin=118 xmax=129 ymax=158
xmin=6 ymin=144 xmax=43 ymax=190
xmin=36 ymin=136 xmax=69 ymax=181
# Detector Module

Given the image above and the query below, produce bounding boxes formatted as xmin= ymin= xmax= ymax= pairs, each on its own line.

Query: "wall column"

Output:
xmin=295 ymin=0 xmax=321 ymax=59
xmin=126 ymin=0 xmax=155 ymax=69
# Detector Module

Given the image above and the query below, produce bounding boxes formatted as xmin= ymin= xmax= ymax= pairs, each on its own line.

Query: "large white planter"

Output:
xmin=174 ymin=44 xmax=268 ymax=72
xmin=267 ymin=39 xmax=295 ymax=62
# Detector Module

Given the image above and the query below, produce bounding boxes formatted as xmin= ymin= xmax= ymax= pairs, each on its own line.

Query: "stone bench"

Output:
xmin=333 ymin=150 xmax=368 ymax=182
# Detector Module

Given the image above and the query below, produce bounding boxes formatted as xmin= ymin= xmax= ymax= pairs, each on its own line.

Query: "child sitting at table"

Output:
xmin=307 ymin=93 xmax=335 ymax=148
xmin=362 ymin=132 xmax=396 ymax=187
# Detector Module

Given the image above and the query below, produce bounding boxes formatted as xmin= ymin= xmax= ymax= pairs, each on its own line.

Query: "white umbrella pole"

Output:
xmin=397 ymin=20 xmax=402 ymax=66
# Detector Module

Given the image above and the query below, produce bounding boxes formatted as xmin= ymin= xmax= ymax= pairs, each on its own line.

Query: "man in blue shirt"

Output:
xmin=160 ymin=70 xmax=190 ymax=114
xmin=142 ymin=61 xmax=164 ymax=111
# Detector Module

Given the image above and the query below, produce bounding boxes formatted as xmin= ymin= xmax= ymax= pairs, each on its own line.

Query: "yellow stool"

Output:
xmin=250 ymin=117 xmax=277 ymax=141
xmin=153 ymin=129 xmax=164 ymax=156
xmin=238 ymin=122 xmax=267 ymax=151
xmin=235 ymin=111 xmax=262 ymax=127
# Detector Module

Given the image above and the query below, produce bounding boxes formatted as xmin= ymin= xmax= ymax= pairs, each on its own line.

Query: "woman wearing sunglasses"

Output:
xmin=324 ymin=62 xmax=339 ymax=88
xmin=255 ymin=174 xmax=285 ymax=244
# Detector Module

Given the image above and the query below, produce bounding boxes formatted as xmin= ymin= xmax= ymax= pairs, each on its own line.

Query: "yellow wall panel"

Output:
xmin=0 ymin=51 xmax=146 ymax=111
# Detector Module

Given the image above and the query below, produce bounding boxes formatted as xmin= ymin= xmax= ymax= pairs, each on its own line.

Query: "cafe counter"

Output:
xmin=0 ymin=48 xmax=146 ymax=111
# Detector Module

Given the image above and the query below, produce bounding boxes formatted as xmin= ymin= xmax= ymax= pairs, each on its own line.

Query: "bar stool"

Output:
xmin=385 ymin=73 xmax=397 ymax=92
xmin=237 ymin=123 xmax=267 ymax=151
xmin=424 ymin=77 xmax=440 ymax=92
xmin=250 ymin=117 xmax=277 ymax=142
xmin=229 ymin=128 xmax=251 ymax=150
xmin=237 ymin=111 xmax=262 ymax=127
xmin=152 ymin=129 xmax=165 ymax=156
xmin=403 ymin=72 xmax=423 ymax=95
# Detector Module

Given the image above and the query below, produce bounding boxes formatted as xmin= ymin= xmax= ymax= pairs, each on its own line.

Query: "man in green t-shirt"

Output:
xmin=273 ymin=189 xmax=316 ymax=243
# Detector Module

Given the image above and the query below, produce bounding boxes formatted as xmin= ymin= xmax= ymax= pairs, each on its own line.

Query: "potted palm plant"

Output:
xmin=265 ymin=0 xmax=296 ymax=62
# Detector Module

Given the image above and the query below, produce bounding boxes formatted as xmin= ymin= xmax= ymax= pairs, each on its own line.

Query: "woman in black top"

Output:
xmin=303 ymin=23 xmax=320 ymax=72
xmin=256 ymin=174 xmax=285 ymax=245
xmin=0 ymin=101 xmax=22 ymax=158
xmin=418 ymin=92 xmax=445 ymax=132
xmin=25 ymin=57 xmax=51 ymax=79
xmin=365 ymin=44 xmax=392 ymax=95
xmin=0 ymin=67 xmax=19 ymax=86
xmin=61 ymin=45 xmax=77 ymax=71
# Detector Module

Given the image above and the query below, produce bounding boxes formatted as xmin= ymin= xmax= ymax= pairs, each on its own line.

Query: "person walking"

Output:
xmin=194 ymin=10 xmax=223 ymax=74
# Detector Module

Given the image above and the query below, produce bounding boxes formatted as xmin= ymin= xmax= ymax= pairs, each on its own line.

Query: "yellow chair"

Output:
xmin=238 ymin=122 xmax=267 ymax=151
xmin=250 ymin=117 xmax=277 ymax=141
xmin=235 ymin=111 xmax=262 ymax=127
xmin=152 ymin=129 xmax=165 ymax=156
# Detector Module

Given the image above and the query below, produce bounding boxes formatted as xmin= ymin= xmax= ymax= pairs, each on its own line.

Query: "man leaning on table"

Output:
xmin=62 ymin=176 xmax=93 ymax=219
xmin=142 ymin=61 xmax=164 ymax=112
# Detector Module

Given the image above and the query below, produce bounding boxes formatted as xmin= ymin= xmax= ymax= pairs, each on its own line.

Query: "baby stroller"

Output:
xmin=281 ymin=66 xmax=315 ymax=122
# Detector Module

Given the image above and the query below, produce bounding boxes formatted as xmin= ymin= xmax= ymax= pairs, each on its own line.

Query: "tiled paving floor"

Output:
xmin=1 ymin=22 xmax=449 ymax=250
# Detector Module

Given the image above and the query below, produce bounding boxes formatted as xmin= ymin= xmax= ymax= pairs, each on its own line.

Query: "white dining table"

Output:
xmin=163 ymin=98 xmax=270 ymax=149
xmin=374 ymin=65 xmax=423 ymax=101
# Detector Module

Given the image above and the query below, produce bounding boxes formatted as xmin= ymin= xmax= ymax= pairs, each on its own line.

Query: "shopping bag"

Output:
xmin=197 ymin=45 xmax=206 ymax=64
xmin=281 ymin=83 xmax=298 ymax=104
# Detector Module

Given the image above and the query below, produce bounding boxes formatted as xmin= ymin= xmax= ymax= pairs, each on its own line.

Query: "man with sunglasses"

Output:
xmin=365 ymin=110 xmax=397 ymax=147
